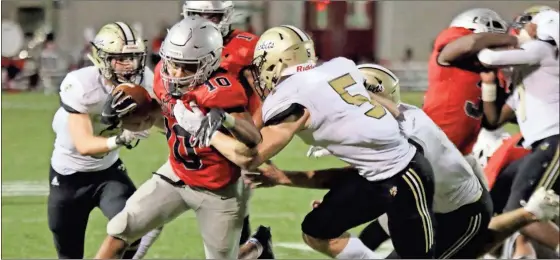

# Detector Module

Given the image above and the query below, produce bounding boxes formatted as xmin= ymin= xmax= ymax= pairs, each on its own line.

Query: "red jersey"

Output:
xmin=221 ymin=29 xmax=262 ymax=125
xmin=424 ymin=27 xmax=484 ymax=155
xmin=484 ymin=133 xmax=531 ymax=189
xmin=153 ymin=61 xmax=249 ymax=190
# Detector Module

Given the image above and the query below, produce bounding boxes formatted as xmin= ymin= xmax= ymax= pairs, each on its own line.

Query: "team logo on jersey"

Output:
xmin=389 ymin=186 xmax=398 ymax=196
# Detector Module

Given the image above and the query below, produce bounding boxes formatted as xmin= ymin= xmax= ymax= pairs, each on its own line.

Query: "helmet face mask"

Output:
xmin=160 ymin=53 xmax=217 ymax=97
xmin=89 ymin=22 xmax=147 ymax=87
xmin=159 ymin=16 xmax=224 ymax=98
xmin=181 ymin=1 xmax=234 ymax=37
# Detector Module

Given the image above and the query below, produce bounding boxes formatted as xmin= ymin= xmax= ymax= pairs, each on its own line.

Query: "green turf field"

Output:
xmin=1 ymin=92 xmax=518 ymax=258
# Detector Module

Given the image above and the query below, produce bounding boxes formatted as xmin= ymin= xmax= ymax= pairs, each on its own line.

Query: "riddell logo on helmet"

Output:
xmin=296 ymin=64 xmax=314 ymax=72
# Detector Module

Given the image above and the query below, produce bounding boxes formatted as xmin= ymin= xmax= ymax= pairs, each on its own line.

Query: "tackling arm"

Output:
xmin=438 ymin=33 xmax=518 ymax=65
xmin=224 ymin=110 xmax=262 ymax=148
xmin=68 ymin=113 xmax=117 ymax=155
xmin=368 ymin=93 xmax=403 ymax=120
xmin=257 ymin=163 xmax=358 ymax=189
xmin=242 ymin=111 xmax=309 ymax=170
xmin=479 ymin=71 xmax=516 ymax=128
xmin=478 ymin=43 xmax=546 ymax=67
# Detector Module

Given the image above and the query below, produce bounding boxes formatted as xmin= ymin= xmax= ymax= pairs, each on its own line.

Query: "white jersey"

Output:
xmin=50 ymin=66 xmax=154 ymax=175
xmin=261 ymin=57 xmax=415 ymax=181
xmin=506 ymin=40 xmax=559 ymax=147
xmin=398 ymin=103 xmax=482 ymax=213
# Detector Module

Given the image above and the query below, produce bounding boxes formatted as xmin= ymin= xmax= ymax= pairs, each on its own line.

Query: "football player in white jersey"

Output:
xmin=178 ymin=25 xmax=437 ymax=259
xmin=477 ymin=9 xmax=560 ymax=255
xmin=48 ymin=22 xmax=160 ymax=259
xmin=261 ymin=63 xmax=560 ymax=258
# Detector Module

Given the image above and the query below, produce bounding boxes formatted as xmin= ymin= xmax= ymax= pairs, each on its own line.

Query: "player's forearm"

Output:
xmin=69 ymin=114 xmax=117 ymax=155
xmin=209 ymin=132 xmax=256 ymax=167
xmin=478 ymin=48 xmax=542 ymax=67
xmin=519 ymin=221 xmax=560 ymax=249
xmin=479 ymin=208 xmax=538 ymax=257
xmin=482 ymin=101 xmax=512 ymax=128
xmin=75 ymin=136 xmax=116 ymax=156
xmin=369 ymin=93 xmax=403 ymax=121
xmin=226 ymin=114 xmax=262 ymax=148
xmin=439 ymin=33 xmax=518 ymax=64
xmin=281 ymin=167 xmax=357 ymax=189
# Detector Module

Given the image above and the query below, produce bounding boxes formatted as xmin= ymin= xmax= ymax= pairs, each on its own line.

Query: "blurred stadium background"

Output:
xmin=1 ymin=0 xmax=558 ymax=258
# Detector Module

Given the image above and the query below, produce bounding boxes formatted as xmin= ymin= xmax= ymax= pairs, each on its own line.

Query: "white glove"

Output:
xmin=173 ymin=101 xmax=204 ymax=135
xmin=521 ymin=187 xmax=560 ymax=220
xmin=306 ymin=146 xmax=332 ymax=158
xmin=107 ymin=129 xmax=150 ymax=150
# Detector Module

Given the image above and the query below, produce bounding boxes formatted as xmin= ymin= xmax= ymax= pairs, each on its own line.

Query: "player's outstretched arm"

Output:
xmin=479 ymin=71 xmax=516 ymax=128
xmin=438 ymin=33 xmax=518 ymax=65
xmin=209 ymin=131 xmax=256 ymax=167
xmin=224 ymin=110 xmax=263 ymax=148
xmin=247 ymin=163 xmax=357 ymax=189
xmin=241 ymin=111 xmax=309 ymax=170
xmin=478 ymin=188 xmax=560 ymax=257
xmin=68 ymin=113 xmax=118 ymax=155
xmin=368 ymin=93 xmax=403 ymax=120
xmin=478 ymin=41 xmax=547 ymax=67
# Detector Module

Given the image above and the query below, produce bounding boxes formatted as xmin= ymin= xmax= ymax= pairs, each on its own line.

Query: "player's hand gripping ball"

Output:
xmin=112 ymin=83 xmax=156 ymax=131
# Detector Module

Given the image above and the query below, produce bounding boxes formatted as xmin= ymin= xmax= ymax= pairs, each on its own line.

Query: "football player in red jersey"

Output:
xmin=423 ymin=8 xmax=517 ymax=160
xmin=95 ymin=17 xmax=262 ymax=259
xmin=181 ymin=2 xmax=275 ymax=258
xmin=181 ymin=1 xmax=263 ymax=126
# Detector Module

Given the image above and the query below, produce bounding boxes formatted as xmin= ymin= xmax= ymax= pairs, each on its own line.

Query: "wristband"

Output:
xmin=222 ymin=112 xmax=236 ymax=129
xmin=481 ymin=83 xmax=497 ymax=102
xmin=106 ymin=136 xmax=120 ymax=150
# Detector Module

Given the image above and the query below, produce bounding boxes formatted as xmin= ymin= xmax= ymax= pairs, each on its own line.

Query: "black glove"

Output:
xmin=194 ymin=108 xmax=226 ymax=147
xmin=101 ymin=90 xmax=137 ymax=125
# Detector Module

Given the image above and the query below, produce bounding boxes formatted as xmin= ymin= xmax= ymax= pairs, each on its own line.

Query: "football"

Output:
xmin=112 ymin=83 xmax=155 ymax=131
xmin=112 ymin=83 xmax=153 ymax=118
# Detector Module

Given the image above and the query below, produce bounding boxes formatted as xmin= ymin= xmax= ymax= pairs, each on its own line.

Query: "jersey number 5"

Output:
xmin=328 ymin=73 xmax=386 ymax=119
xmin=164 ymin=117 xmax=202 ymax=170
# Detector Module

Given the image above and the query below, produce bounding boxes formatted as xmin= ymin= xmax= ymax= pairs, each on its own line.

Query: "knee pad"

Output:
xmin=107 ymin=210 xmax=136 ymax=244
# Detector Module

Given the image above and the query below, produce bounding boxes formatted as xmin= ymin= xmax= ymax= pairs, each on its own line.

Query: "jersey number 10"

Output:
xmin=328 ymin=73 xmax=387 ymax=119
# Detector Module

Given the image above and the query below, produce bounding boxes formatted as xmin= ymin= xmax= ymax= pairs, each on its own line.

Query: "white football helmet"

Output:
xmin=88 ymin=22 xmax=147 ymax=86
xmin=181 ymin=1 xmax=234 ymax=37
xmin=357 ymin=63 xmax=402 ymax=105
xmin=450 ymin=8 xmax=508 ymax=34
xmin=159 ymin=16 xmax=223 ymax=97
xmin=472 ymin=128 xmax=511 ymax=168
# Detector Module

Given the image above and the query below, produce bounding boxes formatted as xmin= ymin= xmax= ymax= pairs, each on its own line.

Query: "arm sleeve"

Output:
xmin=477 ymin=41 xmax=547 ymax=66
xmin=59 ymin=75 xmax=89 ymax=114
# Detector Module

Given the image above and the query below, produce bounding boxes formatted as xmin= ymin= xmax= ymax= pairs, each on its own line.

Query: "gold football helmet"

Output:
xmin=513 ymin=5 xmax=555 ymax=29
xmin=88 ymin=22 xmax=147 ymax=86
xmin=252 ymin=25 xmax=317 ymax=99
xmin=357 ymin=63 xmax=401 ymax=104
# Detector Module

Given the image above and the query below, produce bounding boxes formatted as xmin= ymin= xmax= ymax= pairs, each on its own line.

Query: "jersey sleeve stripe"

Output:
xmin=60 ymin=101 xmax=83 ymax=114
